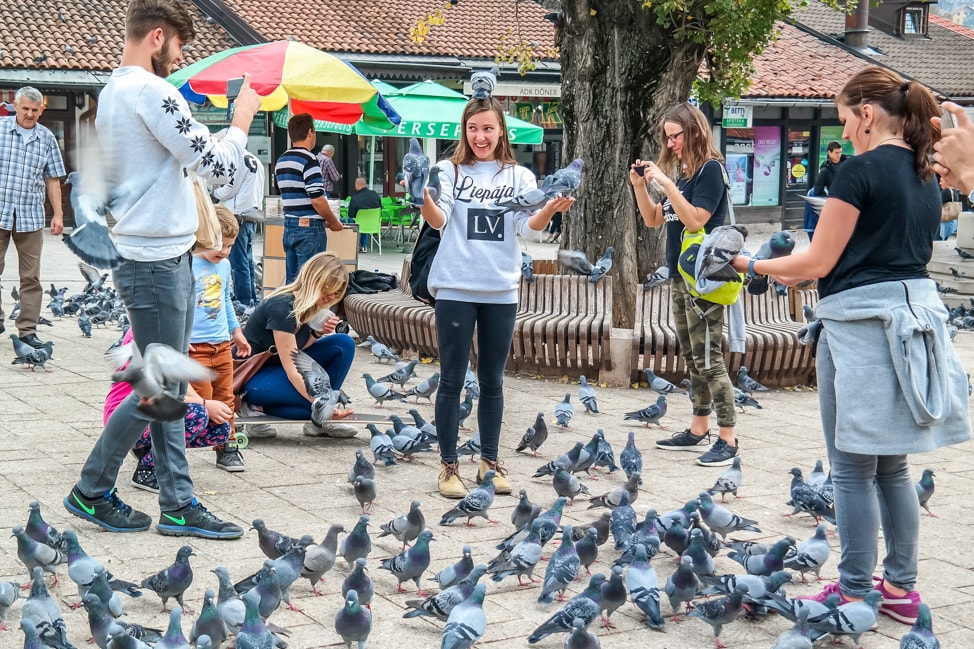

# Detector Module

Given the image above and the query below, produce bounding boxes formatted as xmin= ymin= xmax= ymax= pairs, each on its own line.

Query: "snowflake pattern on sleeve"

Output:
xmin=161 ymin=98 xmax=179 ymax=114
xmin=189 ymin=135 xmax=206 ymax=153
xmin=175 ymin=117 xmax=193 ymax=134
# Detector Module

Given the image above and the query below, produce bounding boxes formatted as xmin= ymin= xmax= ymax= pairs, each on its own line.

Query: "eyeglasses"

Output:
xmin=665 ymin=131 xmax=684 ymax=143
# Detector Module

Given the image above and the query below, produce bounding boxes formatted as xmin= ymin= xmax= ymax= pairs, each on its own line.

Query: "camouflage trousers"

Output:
xmin=672 ymin=281 xmax=737 ymax=428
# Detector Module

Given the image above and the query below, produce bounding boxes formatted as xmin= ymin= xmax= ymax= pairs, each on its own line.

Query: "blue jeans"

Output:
xmin=242 ymin=334 xmax=356 ymax=419
xmin=434 ymin=300 xmax=516 ymax=463
xmin=229 ymin=220 xmax=256 ymax=305
xmin=817 ymin=330 xmax=919 ymax=597
xmin=78 ymin=253 xmax=196 ymax=511
xmin=283 ymin=218 xmax=327 ymax=284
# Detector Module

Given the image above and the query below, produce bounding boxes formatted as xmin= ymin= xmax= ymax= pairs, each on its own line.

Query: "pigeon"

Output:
xmin=12 ymin=341 xmax=54 ymax=371
xmin=899 ymin=602 xmax=939 ymax=649
xmin=252 ymin=520 xmax=299 ymax=561
xmin=558 ymin=247 xmax=614 ymax=283
xmin=734 ymin=387 xmax=763 ymax=412
xmin=367 ymin=424 xmax=397 ymax=466
xmin=554 ymin=393 xmax=574 ymax=427
xmin=553 ymin=467 xmax=590 ymax=504
xmin=771 ymin=607 xmax=814 ymax=649
xmin=82 ymin=593 xmax=162 ymax=649
xmin=806 ymin=459 xmax=827 ymax=486
xmin=728 ymin=536 xmax=795 ymax=577
xmin=807 ymin=589 xmax=881 ymax=648
xmin=379 ymin=500 xmax=426 ymax=550
xmin=538 ymin=526 xmax=579 ymax=603
xmin=63 ymin=171 xmax=122 ymax=268
xmin=575 ymin=527 xmax=600 ymax=575
xmin=625 ymin=544 xmax=665 ymax=629
xmin=21 ymin=566 xmax=75 ymax=649
xmin=643 ymin=368 xmax=688 ymax=395
xmin=377 ymin=360 xmax=418 ymax=387
xmin=463 ymin=362 xmax=480 ymax=399
xmin=643 ymin=265 xmax=670 ymax=290
xmin=511 ymin=491 xmax=537 ymax=531
xmin=62 ymin=530 xmax=141 ymax=602
xmin=609 ymin=491 xmax=637 ymax=550
xmin=521 ymin=252 xmax=535 ymax=283
xmin=363 ymin=373 xmax=407 ymax=405
xmin=784 ymin=523 xmax=830 ymax=583
xmin=565 ymin=617 xmax=601 ymax=649
xmin=211 ymin=567 xmax=245 ymax=636
xmin=301 ymin=524 xmax=343 ymax=595
xmin=570 ymin=432 xmax=601 ymax=477
xmin=578 ymin=375 xmax=599 ymax=414
xmin=786 ymin=468 xmax=837 ymax=524
xmin=497 ymin=498 xmax=567 ymax=554
xmin=237 ymin=535 xmax=315 ymax=612
xmin=430 ymin=545 xmax=475 ymax=590
xmin=440 ymin=471 xmax=497 ymax=526
xmin=408 ymin=409 xmax=438 ymax=441
xmin=764 ymin=591 xmax=835 ymax=624
xmin=572 ymin=512 xmax=611 ymax=547
xmin=12 ymin=526 xmax=64 ymax=587
xmin=20 ymin=619 xmax=49 ymax=649
xmin=697 ymin=491 xmax=761 ymax=540
xmin=108 ymin=343 xmax=213 ymax=421
xmin=737 ymin=365 xmax=769 ymax=393
xmin=427 ymin=165 xmax=442 ymax=203
xmin=661 ymin=518 xmax=691 ymax=556
xmin=619 ymin=432 xmax=643 ymax=480
xmin=686 ymin=584 xmax=748 ymax=649
xmin=365 ymin=336 xmax=400 ymax=363
xmin=916 ymin=468 xmax=936 ymax=517
xmin=624 ymin=395 xmax=667 ymax=428
xmin=695 ymin=224 xmax=748 ymax=285
xmin=682 ymin=528 xmax=717 ymax=577
xmin=658 ymin=499 xmax=700 ymax=534
xmin=528 ymin=573 xmax=605 ymax=644
xmin=956 ymin=247 xmax=974 ymax=260
xmin=342 ymin=558 xmax=375 ymax=609
xmin=592 ymin=429 xmax=618 ymax=473
xmin=534 ymin=443 xmax=584 ymax=477
xmin=541 ymin=158 xmax=585 ymax=196
xmin=140 ymin=546 xmax=194 ymax=614
xmin=236 ymin=590 xmax=274 ymax=649
xmin=699 ymin=571 xmax=792 ymax=612
xmin=441 ymin=583 xmax=487 ymax=649
xmin=664 ymin=555 xmax=701 ymax=621
xmin=708 ymin=456 xmax=743 ymax=502
xmin=24 ymin=502 xmax=64 ymax=554
xmin=403 ymin=138 xmax=430 ymax=207
xmin=516 ymin=412 xmax=549 ymax=457
xmin=0 ymin=580 xmax=21 ymax=631
xmin=599 ymin=565 xmax=628 ymax=629
xmin=380 ymin=529 xmax=434 ymax=595
xmin=404 ymin=372 xmax=439 ymax=402
xmin=470 ymin=66 xmax=499 ymax=99
xmin=348 ymin=449 xmax=376 ymax=485
xmin=457 ymin=390 xmax=475 ymax=428
xmin=291 ymin=349 xmax=341 ymax=425
xmin=587 ymin=473 xmax=641 ymax=510
xmin=87 ymin=568 xmax=126 ymax=619
xmin=78 ymin=312 xmax=93 ymax=337
xmin=487 ymin=519 xmax=544 ymax=586
xmin=187 ymin=595 xmax=220 ymax=649
xmin=334 ymin=590 xmax=371 ymax=649
xmin=457 ymin=431 xmax=482 ymax=462
xmin=353 ymin=476 xmax=377 ymax=513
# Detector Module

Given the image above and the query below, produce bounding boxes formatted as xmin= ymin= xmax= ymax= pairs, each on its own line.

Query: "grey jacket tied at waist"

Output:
xmin=815 ymin=278 xmax=971 ymax=455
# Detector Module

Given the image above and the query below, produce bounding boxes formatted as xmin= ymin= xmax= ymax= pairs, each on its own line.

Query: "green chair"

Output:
xmin=339 ymin=197 xmax=350 ymax=222
xmin=380 ymin=196 xmax=402 ymax=236
xmin=353 ymin=207 xmax=383 ymax=254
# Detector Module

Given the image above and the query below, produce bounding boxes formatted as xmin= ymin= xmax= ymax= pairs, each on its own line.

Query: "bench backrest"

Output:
xmin=518 ymin=274 xmax=613 ymax=316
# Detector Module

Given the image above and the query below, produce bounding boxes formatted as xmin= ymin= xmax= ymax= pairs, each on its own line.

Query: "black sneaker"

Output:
xmin=157 ymin=498 xmax=244 ymax=539
xmin=696 ymin=439 xmax=739 ymax=467
xmin=215 ymin=445 xmax=246 ymax=472
xmin=63 ymin=486 xmax=151 ymax=533
xmin=131 ymin=464 xmax=160 ymax=493
xmin=655 ymin=428 xmax=712 ymax=451
xmin=19 ymin=333 xmax=47 ymax=349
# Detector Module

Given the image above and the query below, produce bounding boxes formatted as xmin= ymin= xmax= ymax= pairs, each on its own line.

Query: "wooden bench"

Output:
xmin=632 ymin=282 xmax=816 ymax=388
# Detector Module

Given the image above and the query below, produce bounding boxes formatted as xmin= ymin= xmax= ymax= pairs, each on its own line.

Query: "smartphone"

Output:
xmin=226 ymin=77 xmax=244 ymax=121
xmin=634 ymin=165 xmax=646 ymax=177
xmin=940 ymin=106 xmax=956 ymax=131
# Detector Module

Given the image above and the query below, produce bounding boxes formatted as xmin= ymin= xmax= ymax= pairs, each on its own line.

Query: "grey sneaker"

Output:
xmin=157 ymin=498 xmax=243 ymax=539
xmin=215 ymin=445 xmax=246 ymax=472
xmin=655 ymin=428 xmax=712 ymax=451
xmin=696 ymin=438 xmax=739 ymax=467
xmin=303 ymin=421 xmax=358 ymax=438
xmin=245 ymin=423 xmax=278 ymax=438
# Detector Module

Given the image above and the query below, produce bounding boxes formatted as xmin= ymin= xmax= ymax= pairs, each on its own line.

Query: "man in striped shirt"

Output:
xmin=274 ymin=113 xmax=342 ymax=282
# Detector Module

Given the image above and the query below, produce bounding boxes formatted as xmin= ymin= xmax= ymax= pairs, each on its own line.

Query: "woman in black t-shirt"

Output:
xmin=240 ymin=252 xmax=357 ymax=436
xmin=630 ymin=102 xmax=739 ymax=468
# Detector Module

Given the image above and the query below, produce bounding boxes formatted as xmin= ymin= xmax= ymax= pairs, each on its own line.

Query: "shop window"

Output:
xmin=723 ymin=126 xmax=782 ymax=207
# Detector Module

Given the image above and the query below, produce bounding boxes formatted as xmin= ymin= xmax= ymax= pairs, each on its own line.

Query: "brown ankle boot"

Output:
xmin=438 ymin=461 xmax=467 ymax=499
xmin=477 ymin=458 xmax=512 ymax=494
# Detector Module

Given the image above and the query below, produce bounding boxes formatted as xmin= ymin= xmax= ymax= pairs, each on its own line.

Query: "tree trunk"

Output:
xmin=556 ymin=0 xmax=706 ymax=328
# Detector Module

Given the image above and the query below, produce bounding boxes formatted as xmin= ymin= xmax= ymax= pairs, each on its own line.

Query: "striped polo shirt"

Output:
xmin=274 ymin=146 xmax=324 ymax=218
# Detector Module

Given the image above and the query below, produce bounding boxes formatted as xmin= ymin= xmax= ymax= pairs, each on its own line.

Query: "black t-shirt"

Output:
xmin=348 ymin=187 xmax=382 ymax=221
xmin=662 ymin=159 xmax=728 ymax=275
xmin=819 ymin=146 xmax=939 ymax=298
xmin=242 ymin=294 xmax=313 ymax=355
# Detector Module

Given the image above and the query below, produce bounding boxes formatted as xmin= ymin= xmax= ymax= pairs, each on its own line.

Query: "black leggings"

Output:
xmin=434 ymin=300 xmax=517 ymax=463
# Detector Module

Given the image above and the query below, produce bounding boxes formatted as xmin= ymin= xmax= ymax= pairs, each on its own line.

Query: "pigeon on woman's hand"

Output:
xmin=403 ymin=138 xmax=430 ymax=207
xmin=696 ymin=225 xmax=748 ymax=284
xmin=541 ymin=158 xmax=584 ymax=196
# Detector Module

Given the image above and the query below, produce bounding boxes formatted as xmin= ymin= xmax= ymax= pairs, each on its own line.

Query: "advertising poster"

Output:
xmin=818 ymin=126 xmax=855 ymax=162
xmin=725 ymin=153 xmax=751 ymax=205
xmin=752 ymin=126 xmax=781 ymax=206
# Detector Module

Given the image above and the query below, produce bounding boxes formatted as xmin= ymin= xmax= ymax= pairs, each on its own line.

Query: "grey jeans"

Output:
xmin=77 ymin=253 xmax=196 ymax=512
xmin=817 ymin=329 xmax=919 ymax=597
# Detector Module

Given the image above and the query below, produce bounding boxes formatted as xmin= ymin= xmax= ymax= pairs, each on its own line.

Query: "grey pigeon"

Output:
xmin=441 ymin=583 xmax=487 ymax=649
xmin=592 ymin=429 xmax=618 ymax=473
xmin=553 ymin=467 xmax=589 ymax=505
xmin=211 ymin=567 xmax=245 ymax=636
xmin=235 ymin=561 xmax=282 ymax=620
xmin=404 ymin=372 xmax=440 ymax=403
xmin=686 ymin=584 xmax=748 ymax=648
xmin=367 ymin=424 xmax=396 ymax=466
xmin=619 ymin=432 xmax=642 ymax=480
xmin=534 ymin=443 xmax=584 ymax=478
xmin=236 ymin=590 xmax=274 ymax=649
xmin=161 ymin=607 xmax=191 ymax=649
xmin=380 ymin=529 xmax=434 ymax=595
xmin=625 ymin=545 xmax=665 ymax=629
xmin=463 ymin=362 xmax=480 ymax=399
xmin=108 ymin=342 xmax=212 ymax=421
xmin=140 ymin=546 xmax=194 ymax=614
xmin=430 ymin=545 xmax=474 ymax=590
xmin=575 ymin=527 xmax=600 ymax=575
xmin=554 ymin=393 xmax=574 ymax=427
xmin=599 ymin=565 xmax=628 ymax=629
xmin=565 ymin=617 xmax=601 ymax=649
xmin=392 ymin=430 xmax=433 ymax=459
xmin=899 ymin=602 xmax=939 ymax=649
xmin=772 ymin=608 xmax=814 ymax=649
xmin=587 ymin=473 xmax=641 ymax=510
xmin=916 ymin=468 xmax=936 ymax=517
xmin=643 ymin=265 xmax=670 ymax=290
xmin=20 ymin=619 xmax=46 ymax=649
xmin=353 ymin=476 xmax=377 ymax=514
xmin=251 ymin=519 xmax=298 ymax=561
xmin=487 ymin=519 xmax=544 ymax=586
xmin=511 ymin=490 xmax=536 ymax=530
xmin=62 ymin=171 xmax=122 ymax=268
xmin=664 ymin=555 xmax=700 ymax=621
xmin=340 ymin=516 xmax=372 ymax=567
xmin=542 ymin=158 xmax=585 ymax=196
xmin=643 ymin=368 xmax=688 ymax=395
xmin=662 ymin=518 xmax=691 ymax=556
xmin=516 ymin=412 xmax=548 ymax=457
xmin=498 ymin=497 xmax=567 ymax=553
xmin=408 ymin=408 xmax=438 ymax=441
xmin=728 ymin=536 xmax=795 ymax=577
xmin=21 ymin=567 xmax=76 ymax=649
xmin=13 ymin=342 xmax=54 ymax=371
xmin=737 ymin=365 xmax=769 ymax=392
xmin=538 ymin=526 xmax=580 ymax=603
xmin=658 ymin=499 xmax=699 ymax=534
xmin=763 ymin=591 xmax=834 ymax=624
xmin=522 ymin=251 xmax=534 ymax=283
xmin=405 ymin=565 xmax=488 ymax=621
xmin=807 ymin=589 xmax=881 ymax=648
xmin=106 ymin=632 xmax=153 ymax=649
xmin=609 ymin=491 xmax=637 ymax=550
xmin=79 ymin=312 xmax=92 ymax=337
xmin=682 ymin=528 xmax=717 ymax=577
xmin=699 ymin=571 xmax=792 ymax=611
xmin=403 ymin=138 xmax=430 ymax=207
xmin=62 ymin=530 xmax=140 ymax=601
xmin=26 ymin=501 xmax=65 ymax=553
xmin=292 ymin=349 xmax=340 ymax=425
xmin=302 ymin=524 xmax=343 ymax=594
xmin=784 ymin=523 xmax=830 ymax=583
xmin=12 ymin=526 xmax=63 ymax=587
xmin=470 ymin=66 xmax=499 ymax=99
xmin=457 ymin=431 xmax=482 ymax=462
xmin=695 ymin=224 xmax=747 ymax=285
xmin=377 ymin=359 xmax=418 ymax=387
xmin=82 ymin=593 xmax=162 ymax=649
xmin=528 ymin=573 xmax=605 ymax=644
xmin=624 ymin=395 xmax=667 ymax=427
xmin=807 ymin=459 xmax=827 ymax=486
xmin=578 ymin=375 xmax=599 ymax=414
xmin=379 ymin=500 xmax=425 ymax=550
xmin=365 ymin=335 xmax=399 ymax=363
xmin=697 ymin=491 xmax=761 ymax=540
xmin=236 ymin=536 xmax=313 ymax=612
xmin=613 ymin=509 xmax=660 ymax=567
xmin=708 ymin=456 xmax=743 ymax=502
xmin=334 ymin=590 xmax=371 ymax=649
xmin=457 ymin=390 xmax=475 ymax=428
xmin=348 ymin=449 xmax=376 ymax=484
xmin=342 ymin=558 xmax=375 ymax=609
xmin=0 ymin=580 xmax=21 ymax=631
xmin=363 ymin=373 xmax=407 ymax=406
xmin=440 ymin=470 xmax=496 ymax=526
xmin=786 ymin=468 xmax=836 ymax=524
xmin=558 ymin=247 xmax=614 ymax=283
xmin=87 ymin=568 xmax=125 ymax=618
xmin=734 ymin=387 xmax=763 ymax=412
xmin=427 ymin=165 xmax=442 ymax=203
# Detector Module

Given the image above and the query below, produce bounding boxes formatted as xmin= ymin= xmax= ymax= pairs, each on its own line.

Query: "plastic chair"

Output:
xmin=340 ymin=197 xmax=350 ymax=222
xmin=353 ymin=207 xmax=383 ymax=254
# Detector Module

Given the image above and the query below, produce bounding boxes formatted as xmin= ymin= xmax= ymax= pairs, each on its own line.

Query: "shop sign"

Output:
xmin=722 ymin=105 xmax=752 ymax=128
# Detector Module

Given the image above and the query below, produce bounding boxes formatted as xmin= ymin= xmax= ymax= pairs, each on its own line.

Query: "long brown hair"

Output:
xmin=837 ymin=66 xmax=939 ymax=180
xmin=657 ymin=103 xmax=723 ymax=179
xmin=450 ymin=98 xmax=518 ymax=168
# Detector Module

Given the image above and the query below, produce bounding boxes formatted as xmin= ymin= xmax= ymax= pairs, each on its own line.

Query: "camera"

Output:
xmin=225 ymin=77 xmax=244 ymax=122
xmin=634 ymin=165 xmax=646 ymax=177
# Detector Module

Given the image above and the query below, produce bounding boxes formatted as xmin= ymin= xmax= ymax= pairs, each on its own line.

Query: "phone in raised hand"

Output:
xmin=226 ymin=77 xmax=244 ymax=121
xmin=940 ymin=105 xmax=956 ymax=131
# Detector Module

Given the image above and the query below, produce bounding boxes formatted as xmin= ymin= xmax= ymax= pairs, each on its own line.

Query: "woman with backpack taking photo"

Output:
xmin=630 ymin=102 xmax=740 ymax=468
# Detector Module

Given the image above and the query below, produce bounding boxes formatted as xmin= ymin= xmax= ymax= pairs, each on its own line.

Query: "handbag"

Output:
xmin=409 ymin=163 xmax=458 ymax=306
xmin=943 ymin=190 xmax=962 ymax=222
xmin=190 ymin=170 xmax=223 ymax=250
xmin=232 ymin=346 xmax=277 ymax=411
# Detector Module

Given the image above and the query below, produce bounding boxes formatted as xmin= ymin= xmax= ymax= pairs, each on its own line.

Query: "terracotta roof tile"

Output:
xmin=220 ymin=0 xmax=556 ymax=60
xmin=0 ymin=0 xmax=237 ymax=73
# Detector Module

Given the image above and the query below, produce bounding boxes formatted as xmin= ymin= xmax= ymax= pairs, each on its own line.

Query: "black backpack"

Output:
xmin=408 ymin=163 xmax=457 ymax=306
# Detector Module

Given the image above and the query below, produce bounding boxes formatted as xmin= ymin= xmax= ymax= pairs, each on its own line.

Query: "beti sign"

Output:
xmin=722 ymin=105 xmax=753 ymax=128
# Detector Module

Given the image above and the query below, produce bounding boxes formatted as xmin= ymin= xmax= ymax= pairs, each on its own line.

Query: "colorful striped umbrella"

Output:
xmin=167 ymin=41 xmax=400 ymax=128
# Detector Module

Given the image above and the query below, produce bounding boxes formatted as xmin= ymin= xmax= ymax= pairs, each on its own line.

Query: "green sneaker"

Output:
xmin=157 ymin=498 xmax=243 ymax=539
xmin=63 ymin=486 xmax=151 ymax=533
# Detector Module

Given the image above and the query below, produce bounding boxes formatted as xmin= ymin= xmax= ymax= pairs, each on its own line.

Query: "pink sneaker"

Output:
xmin=876 ymin=581 xmax=921 ymax=625
xmin=797 ymin=581 xmax=848 ymax=603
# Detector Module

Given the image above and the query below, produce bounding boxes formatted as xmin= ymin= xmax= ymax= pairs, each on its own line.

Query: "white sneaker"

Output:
xmin=245 ymin=423 xmax=278 ymax=439
xmin=303 ymin=421 xmax=358 ymax=438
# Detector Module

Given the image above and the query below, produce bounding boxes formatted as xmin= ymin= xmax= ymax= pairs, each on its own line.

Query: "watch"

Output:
xmin=968 ymin=189 xmax=974 ymax=206
xmin=746 ymin=258 xmax=757 ymax=279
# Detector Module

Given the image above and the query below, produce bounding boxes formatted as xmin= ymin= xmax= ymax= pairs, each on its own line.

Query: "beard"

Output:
xmin=151 ymin=49 xmax=173 ymax=78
